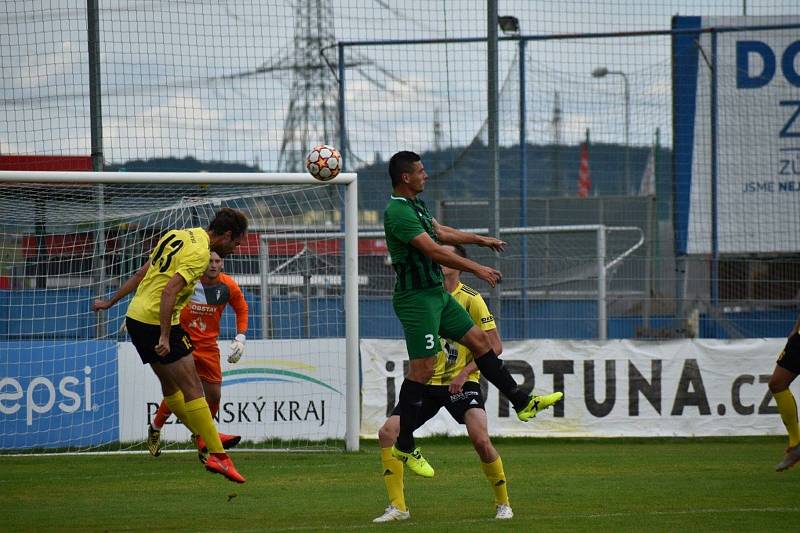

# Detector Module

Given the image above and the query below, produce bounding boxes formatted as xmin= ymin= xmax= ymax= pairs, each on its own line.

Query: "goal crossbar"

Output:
xmin=0 ymin=170 xmax=357 ymax=185
xmin=0 ymin=170 xmax=360 ymax=453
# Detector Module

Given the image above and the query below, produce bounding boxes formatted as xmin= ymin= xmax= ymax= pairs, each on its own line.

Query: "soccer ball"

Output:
xmin=305 ymin=145 xmax=342 ymax=181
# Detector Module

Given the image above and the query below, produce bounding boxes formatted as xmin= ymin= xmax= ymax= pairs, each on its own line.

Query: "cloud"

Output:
xmin=3 ymin=0 xmax=793 ymax=166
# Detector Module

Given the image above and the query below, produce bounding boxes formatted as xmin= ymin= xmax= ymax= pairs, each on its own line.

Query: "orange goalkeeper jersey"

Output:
xmin=179 ymin=272 xmax=248 ymax=357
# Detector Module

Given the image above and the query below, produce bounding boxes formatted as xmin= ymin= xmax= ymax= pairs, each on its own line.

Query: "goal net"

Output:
xmin=422 ymin=222 xmax=646 ymax=340
xmin=0 ymin=171 xmax=359 ymax=453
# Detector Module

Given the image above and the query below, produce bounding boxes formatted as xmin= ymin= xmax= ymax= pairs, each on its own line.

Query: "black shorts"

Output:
xmin=125 ymin=317 xmax=193 ymax=365
xmin=391 ymin=381 xmax=485 ymax=427
xmin=777 ymin=332 xmax=800 ymax=375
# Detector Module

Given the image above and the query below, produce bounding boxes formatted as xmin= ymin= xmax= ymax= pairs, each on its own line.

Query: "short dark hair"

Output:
xmin=389 ymin=151 xmax=421 ymax=187
xmin=452 ymin=244 xmax=467 ymax=258
xmin=208 ymin=208 xmax=248 ymax=238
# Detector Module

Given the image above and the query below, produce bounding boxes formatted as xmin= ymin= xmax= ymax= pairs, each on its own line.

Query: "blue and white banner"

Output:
xmin=0 ymin=341 xmax=118 ymax=449
xmin=673 ymin=16 xmax=800 ymax=254
xmin=361 ymin=338 xmax=786 ymax=438
xmin=2 ymin=336 xmax=785 ymax=446
xmin=118 ymin=339 xmax=346 ymax=443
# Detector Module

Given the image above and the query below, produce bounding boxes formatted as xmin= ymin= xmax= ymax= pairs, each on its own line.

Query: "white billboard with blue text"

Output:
xmin=673 ymin=16 xmax=800 ymax=254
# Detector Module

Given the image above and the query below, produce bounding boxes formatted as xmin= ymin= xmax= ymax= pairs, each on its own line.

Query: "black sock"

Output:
xmin=395 ymin=379 xmax=426 ymax=453
xmin=474 ymin=350 xmax=530 ymax=410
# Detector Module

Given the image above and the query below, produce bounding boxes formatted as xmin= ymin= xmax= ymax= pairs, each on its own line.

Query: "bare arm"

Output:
xmin=92 ymin=261 xmax=150 ymax=312
xmin=409 ymin=232 xmax=502 ymax=287
xmin=154 ymin=274 xmax=187 ymax=357
xmin=433 ymin=220 xmax=506 ymax=252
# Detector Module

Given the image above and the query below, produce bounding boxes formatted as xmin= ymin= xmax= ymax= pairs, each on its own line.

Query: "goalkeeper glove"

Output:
xmin=227 ymin=334 xmax=246 ymax=363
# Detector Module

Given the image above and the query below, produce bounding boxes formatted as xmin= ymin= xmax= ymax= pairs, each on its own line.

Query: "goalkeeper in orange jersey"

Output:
xmin=148 ymin=250 xmax=249 ymax=462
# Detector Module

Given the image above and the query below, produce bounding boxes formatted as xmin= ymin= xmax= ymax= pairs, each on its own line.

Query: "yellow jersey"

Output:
xmin=126 ymin=227 xmax=211 ymax=325
xmin=427 ymin=282 xmax=496 ymax=386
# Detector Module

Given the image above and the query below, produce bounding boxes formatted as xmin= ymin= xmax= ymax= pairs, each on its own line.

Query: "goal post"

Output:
xmin=0 ymin=170 xmax=360 ymax=453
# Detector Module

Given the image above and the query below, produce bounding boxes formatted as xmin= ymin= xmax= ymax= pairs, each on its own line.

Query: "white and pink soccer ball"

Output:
xmin=305 ymin=144 xmax=342 ymax=181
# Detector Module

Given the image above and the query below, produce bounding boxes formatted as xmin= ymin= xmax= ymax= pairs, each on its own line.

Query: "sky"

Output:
xmin=1 ymin=0 xmax=797 ymax=170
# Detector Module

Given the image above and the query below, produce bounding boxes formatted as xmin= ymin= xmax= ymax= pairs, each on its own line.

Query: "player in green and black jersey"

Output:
xmin=383 ymin=151 xmax=563 ymax=477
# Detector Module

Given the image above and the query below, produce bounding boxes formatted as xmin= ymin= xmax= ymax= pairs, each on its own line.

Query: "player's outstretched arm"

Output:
xmin=409 ymin=232 xmax=502 ymax=287
xmin=92 ymin=260 xmax=150 ymax=312
xmin=432 ymin=220 xmax=506 ymax=252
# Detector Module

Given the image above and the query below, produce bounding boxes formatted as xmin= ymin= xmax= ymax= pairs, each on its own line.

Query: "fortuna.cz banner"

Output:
xmin=360 ymin=338 xmax=786 ymax=438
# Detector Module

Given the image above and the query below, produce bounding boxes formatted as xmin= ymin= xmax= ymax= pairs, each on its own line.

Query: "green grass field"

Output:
xmin=3 ymin=436 xmax=800 ymax=532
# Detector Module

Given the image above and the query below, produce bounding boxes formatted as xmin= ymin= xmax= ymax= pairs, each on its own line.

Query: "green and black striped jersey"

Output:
xmin=383 ymin=195 xmax=444 ymax=293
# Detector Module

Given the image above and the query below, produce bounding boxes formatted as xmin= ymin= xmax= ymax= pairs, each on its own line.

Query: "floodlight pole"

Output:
xmin=710 ymin=31 xmax=719 ymax=308
xmin=87 ymin=0 xmax=107 ymax=338
xmin=487 ymin=0 xmax=501 ymax=316
xmin=621 ymin=72 xmax=631 ymax=195
xmin=519 ymin=38 xmax=529 ymax=337
xmin=87 ymin=0 xmax=103 ymax=172
xmin=337 ymin=43 xmax=347 ymax=170
xmin=592 ymin=67 xmax=630 ymax=194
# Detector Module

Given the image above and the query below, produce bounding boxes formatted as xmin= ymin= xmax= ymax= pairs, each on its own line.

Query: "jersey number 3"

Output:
xmin=425 ymin=333 xmax=435 ymax=350
xmin=152 ymin=235 xmax=185 ymax=273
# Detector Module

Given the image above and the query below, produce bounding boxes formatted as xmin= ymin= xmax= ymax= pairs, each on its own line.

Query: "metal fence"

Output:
xmin=1 ymin=2 xmax=798 ymax=339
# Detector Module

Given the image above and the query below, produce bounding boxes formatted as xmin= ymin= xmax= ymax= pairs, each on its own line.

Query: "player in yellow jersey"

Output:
xmin=374 ymin=244 xmax=514 ymax=522
xmin=93 ymin=208 xmax=248 ymax=483
xmin=768 ymin=314 xmax=800 ymax=471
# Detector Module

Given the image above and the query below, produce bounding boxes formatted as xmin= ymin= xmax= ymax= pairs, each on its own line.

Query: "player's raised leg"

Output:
xmin=194 ymin=376 xmax=242 ymax=464
xmin=151 ymin=364 xmax=201 ymax=458
xmin=152 ymin=357 xmax=245 ymax=483
xmin=458 ymin=324 xmax=563 ymax=420
xmin=149 ymin=376 xmax=239 ymax=460
xmin=194 ymin=368 xmax=241 ymax=454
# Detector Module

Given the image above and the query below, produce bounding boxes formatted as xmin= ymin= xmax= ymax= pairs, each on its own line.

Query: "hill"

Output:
xmin=354 ymin=141 xmax=672 ymax=212
xmin=106 ymin=143 xmax=672 ymax=215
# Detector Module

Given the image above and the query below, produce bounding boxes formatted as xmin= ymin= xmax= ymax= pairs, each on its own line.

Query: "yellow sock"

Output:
xmin=183 ymin=397 xmax=224 ymax=453
xmin=774 ymin=389 xmax=800 ymax=447
xmin=481 ymin=457 xmax=509 ymax=506
xmin=163 ymin=390 xmax=196 ymax=434
xmin=380 ymin=447 xmax=406 ymax=512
